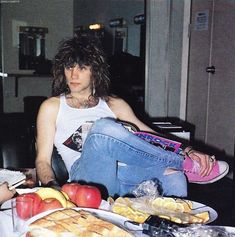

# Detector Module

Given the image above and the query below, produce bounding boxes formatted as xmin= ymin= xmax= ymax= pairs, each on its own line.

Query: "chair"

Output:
xmin=0 ymin=134 xmax=36 ymax=169
xmin=51 ymin=147 xmax=69 ymax=186
xmin=0 ymin=113 xmax=36 ymax=169
xmin=23 ymin=96 xmax=47 ymax=123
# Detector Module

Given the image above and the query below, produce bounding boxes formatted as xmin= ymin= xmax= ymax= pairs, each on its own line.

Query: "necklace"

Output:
xmin=66 ymin=94 xmax=98 ymax=109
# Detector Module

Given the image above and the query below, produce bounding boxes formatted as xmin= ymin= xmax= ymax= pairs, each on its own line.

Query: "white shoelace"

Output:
xmin=191 ymin=159 xmax=200 ymax=174
xmin=184 ymin=157 xmax=200 ymax=174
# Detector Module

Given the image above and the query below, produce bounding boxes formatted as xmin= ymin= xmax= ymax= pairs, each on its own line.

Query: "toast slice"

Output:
xmin=26 ymin=209 xmax=133 ymax=237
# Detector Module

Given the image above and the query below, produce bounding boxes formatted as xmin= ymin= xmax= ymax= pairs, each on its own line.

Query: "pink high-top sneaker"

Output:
xmin=183 ymin=156 xmax=229 ymax=184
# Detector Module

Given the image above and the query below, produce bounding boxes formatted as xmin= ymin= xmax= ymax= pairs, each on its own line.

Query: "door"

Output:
xmin=187 ymin=0 xmax=235 ymax=157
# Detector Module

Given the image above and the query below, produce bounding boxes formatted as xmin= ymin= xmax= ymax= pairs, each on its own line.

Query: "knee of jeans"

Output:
xmin=117 ymin=164 xmax=142 ymax=196
xmin=90 ymin=117 xmax=122 ymax=135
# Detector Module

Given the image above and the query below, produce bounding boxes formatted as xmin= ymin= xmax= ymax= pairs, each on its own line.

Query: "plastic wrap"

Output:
xmin=110 ymin=180 xmax=235 ymax=236
xmin=174 ymin=226 xmax=234 ymax=237
xmin=131 ymin=179 xmax=161 ymax=198
xmin=129 ymin=180 xmax=207 ymax=225
xmin=144 ymin=225 xmax=234 ymax=237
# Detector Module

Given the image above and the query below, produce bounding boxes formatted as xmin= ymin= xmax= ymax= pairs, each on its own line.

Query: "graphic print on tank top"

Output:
xmin=63 ymin=121 xmax=93 ymax=152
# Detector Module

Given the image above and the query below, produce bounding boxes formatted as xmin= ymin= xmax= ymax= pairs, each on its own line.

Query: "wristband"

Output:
xmin=184 ymin=146 xmax=194 ymax=156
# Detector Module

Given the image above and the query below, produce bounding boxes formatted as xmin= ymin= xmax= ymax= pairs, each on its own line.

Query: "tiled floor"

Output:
xmin=188 ymin=177 xmax=235 ymax=227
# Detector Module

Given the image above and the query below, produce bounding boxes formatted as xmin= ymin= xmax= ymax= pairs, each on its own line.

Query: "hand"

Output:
xmin=184 ymin=147 xmax=215 ymax=177
xmin=0 ymin=182 xmax=16 ymax=204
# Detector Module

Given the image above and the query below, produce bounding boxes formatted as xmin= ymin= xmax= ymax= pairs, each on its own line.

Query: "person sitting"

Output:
xmin=35 ymin=35 xmax=229 ymax=198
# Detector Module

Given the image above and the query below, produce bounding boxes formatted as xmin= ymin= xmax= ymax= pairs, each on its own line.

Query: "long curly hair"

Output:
xmin=52 ymin=35 xmax=110 ymax=100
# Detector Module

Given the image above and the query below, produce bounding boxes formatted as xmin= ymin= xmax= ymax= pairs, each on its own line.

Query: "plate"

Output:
xmin=224 ymin=226 xmax=235 ymax=235
xmin=22 ymin=207 xmax=143 ymax=237
xmin=1 ymin=199 xmax=11 ymax=209
xmin=16 ymin=187 xmax=40 ymax=195
xmin=222 ymin=226 xmax=235 ymax=236
xmin=112 ymin=197 xmax=218 ymax=225
xmin=189 ymin=200 xmax=218 ymax=224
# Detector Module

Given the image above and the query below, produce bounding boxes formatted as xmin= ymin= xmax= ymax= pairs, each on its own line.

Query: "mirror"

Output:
xmin=0 ymin=0 xmax=145 ymax=114
xmin=19 ymin=26 xmax=48 ymax=70
xmin=1 ymin=0 xmax=145 ymax=72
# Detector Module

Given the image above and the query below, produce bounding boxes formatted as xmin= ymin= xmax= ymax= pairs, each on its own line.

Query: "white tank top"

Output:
xmin=54 ymin=95 xmax=116 ymax=173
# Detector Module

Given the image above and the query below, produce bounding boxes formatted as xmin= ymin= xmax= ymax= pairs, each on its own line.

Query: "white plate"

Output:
xmin=23 ymin=207 xmax=143 ymax=237
xmin=1 ymin=199 xmax=11 ymax=209
xmin=114 ymin=198 xmax=217 ymax=225
xmin=16 ymin=187 xmax=40 ymax=195
xmin=189 ymin=200 xmax=218 ymax=224
xmin=224 ymin=226 xmax=235 ymax=235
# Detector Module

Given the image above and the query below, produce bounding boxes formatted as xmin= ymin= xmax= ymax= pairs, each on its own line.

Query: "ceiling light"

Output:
xmin=89 ymin=24 xmax=103 ymax=30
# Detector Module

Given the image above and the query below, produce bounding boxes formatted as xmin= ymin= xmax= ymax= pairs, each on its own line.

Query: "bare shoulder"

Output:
xmin=37 ymin=96 xmax=60 ymax=121
xmin=107 ymin=96 xmax=155 ymax=132
xmin=107 ymin=96 xmax=135 ymax=118
xmin=108 ymin=96 xmax=130 ymax=108
xmin=39 ymin=97 xmax=60 ymax=112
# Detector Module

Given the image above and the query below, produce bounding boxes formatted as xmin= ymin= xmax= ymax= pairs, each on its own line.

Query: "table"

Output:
xmin=1 ymin=208 xmax=235 ymax=237
xmin=1 ymin=197 xmax=234 ymax=237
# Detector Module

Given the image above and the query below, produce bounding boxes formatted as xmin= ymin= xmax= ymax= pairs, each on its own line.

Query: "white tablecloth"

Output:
xmin=0 ymin=209 xmax=19 ymax=237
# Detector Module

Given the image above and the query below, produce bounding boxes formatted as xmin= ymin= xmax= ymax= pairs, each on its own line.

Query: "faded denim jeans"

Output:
xmin=70 ymin=118 xmax=187 ymax=197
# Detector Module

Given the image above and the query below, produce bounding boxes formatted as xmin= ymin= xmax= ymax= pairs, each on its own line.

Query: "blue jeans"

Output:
xmin=70 ymin=118 xmax=187 ymax=197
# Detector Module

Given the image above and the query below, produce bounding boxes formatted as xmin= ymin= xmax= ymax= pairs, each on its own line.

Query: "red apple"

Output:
xmin=61 ymin=183 xmax=81 ymax=203
xmin=38 ymin=198 xmax=63 ymax=213
xmin=75 ymin=185 xmax=102 ymax=208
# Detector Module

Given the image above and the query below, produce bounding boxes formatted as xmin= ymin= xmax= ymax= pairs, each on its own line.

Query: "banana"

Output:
xmin=66 ymin=200 xmax=76 ymax=208
xmin=61 ymin=191 xmax=69 ymax=200
xmin=36 ymin=187 xmax=67 ymax=208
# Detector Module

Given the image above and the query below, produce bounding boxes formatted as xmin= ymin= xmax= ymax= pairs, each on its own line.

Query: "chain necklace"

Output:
xmin=66 ymin=94 xmax=98 ymax=109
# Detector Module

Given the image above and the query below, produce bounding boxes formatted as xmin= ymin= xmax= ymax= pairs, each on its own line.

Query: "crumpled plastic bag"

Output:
xmin=173 ymin=225 xmax=235 ymax=237
xmin=131 ymin=179 xmax=161 ymax=199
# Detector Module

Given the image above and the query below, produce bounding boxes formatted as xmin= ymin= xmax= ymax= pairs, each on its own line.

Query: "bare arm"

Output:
xmin=35 ymin=97 xmax=59 ymax=185
xmin=108 ymin=97 xmax=155 ymax=132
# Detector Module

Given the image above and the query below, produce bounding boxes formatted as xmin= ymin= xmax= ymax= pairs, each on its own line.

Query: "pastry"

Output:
xmin=26 ymin=208 xmax=133 ymax=237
